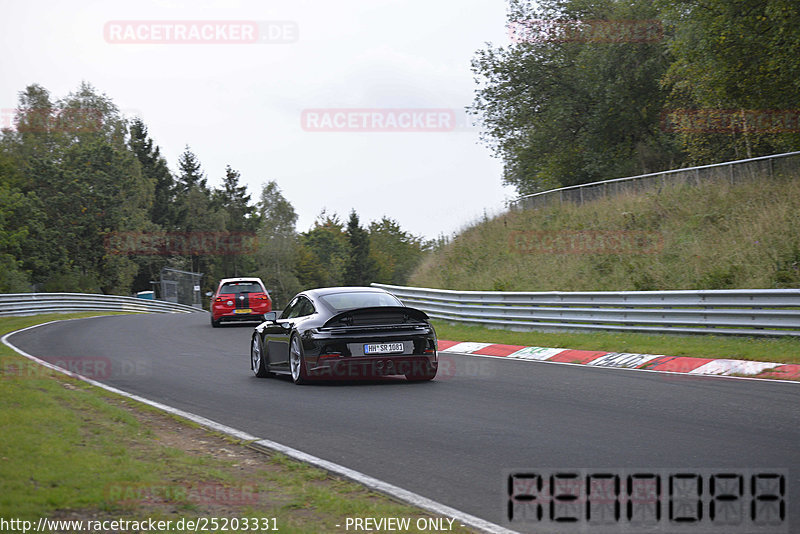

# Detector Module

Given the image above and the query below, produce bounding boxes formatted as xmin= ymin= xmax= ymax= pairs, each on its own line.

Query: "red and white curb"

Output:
xmin=438 ymin=340 xmax=800 ymax=381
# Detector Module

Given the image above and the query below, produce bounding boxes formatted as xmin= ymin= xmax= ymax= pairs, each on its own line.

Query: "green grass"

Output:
xmin=433 ymin=320 xmax=800 ymax=364
xmin=411 ymin=174 xmax=800 ymax=292
xmin=0 ymin=313 xmax=476 ymax=533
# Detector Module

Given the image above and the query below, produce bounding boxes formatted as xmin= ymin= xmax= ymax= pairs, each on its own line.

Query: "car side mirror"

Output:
xmin=264 ymin=311 xmax=279 ymax=322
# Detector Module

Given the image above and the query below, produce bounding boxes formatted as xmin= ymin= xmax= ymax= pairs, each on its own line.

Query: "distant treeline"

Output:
xmin=472 ymin=0 xmax=800 ymax=196
xmin=0 ymin=83 xmax=430 ymax=306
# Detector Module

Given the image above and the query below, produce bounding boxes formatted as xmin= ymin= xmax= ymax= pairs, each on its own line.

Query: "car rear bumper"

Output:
xmin=214 ymin=311 xmax=267 ymax=322
xmin=308 ymin=354 xmax=437 ymax=379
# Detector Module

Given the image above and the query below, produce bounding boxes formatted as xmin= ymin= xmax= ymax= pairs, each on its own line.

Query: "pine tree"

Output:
xmin=344 ymin=210 xmax=377 ymax=286
xmin=129 ymin=118 xmax=175 ymax=228
xmin=214 ymin=165 xmax=254 ymax=232
xmin=176 ymin=146 xmax=207 ymax=193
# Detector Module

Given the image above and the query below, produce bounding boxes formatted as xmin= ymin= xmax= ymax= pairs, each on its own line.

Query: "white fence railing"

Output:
xmin=372 ymin=284 xmax=800 ymax=337
xmin=510 ymin=151 xmax=800 ymax=210
xmin=0 ymin=293 xmax=206 ymax=317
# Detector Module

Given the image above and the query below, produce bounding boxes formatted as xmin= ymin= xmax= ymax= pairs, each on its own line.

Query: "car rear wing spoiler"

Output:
xmin=320 ymin=306 xmax=430 ymax=330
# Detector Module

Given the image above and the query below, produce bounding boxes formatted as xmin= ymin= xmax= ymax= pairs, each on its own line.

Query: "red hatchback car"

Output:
xmin=210 ymin=277 xmax=272 ymax=327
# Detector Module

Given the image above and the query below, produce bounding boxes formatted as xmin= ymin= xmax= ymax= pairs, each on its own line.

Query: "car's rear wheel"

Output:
xmin=289 ymin=334 xmax=309 ymax=385
xmin=211 ymin=316 xmax=221 ymax=328
xmin=405 ymin=362 xmax=437 ymax=382
xmin=251 ymin=334 xmax=271 ymax=378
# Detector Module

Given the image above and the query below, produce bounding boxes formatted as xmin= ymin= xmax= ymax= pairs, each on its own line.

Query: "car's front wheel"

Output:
xmin=251 ymin=334 xmax=272 ymax=378
xmin=289 ymin=334 xmax=309 ymax=385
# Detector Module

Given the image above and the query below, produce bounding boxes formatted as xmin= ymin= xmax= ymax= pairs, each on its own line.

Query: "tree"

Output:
xmin=298 ymin=211 xmax=350 ymax=288
xmin=659 ymin=0 xmax=800 ymax=162
xmin=209 ymin=166 xmax=258 ymax=278
xmin=173 ymin=147 xmax=214 ymax=235
xmin=170 ymin=148 xmax=227 ymax=286
xmin=2 ymin=82 xmax=153 ymax=293
xmin=214 ymin=165 xmax=255 ymax=232
xmin=129 ymin=117 xmax=175 ymax=228
xmin=293 ymin=244 xmax=327 ymax=291
xmin=0 ymin=152 xmax=35 ymax=291
xmin=368 ymin=217 xmax=429 ymax=285
xmin=471 ymin=0 xmax=683 ymax=195
xmin=253 ymin=180 xmax=300 ymax=307
xmin=344 ymin=210 xmax=377 ymax=286
xmin=175 ymin=146 xmax=207 ymax=194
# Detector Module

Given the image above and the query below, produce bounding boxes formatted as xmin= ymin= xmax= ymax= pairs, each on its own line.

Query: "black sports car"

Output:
xmin=250 ymin=286 xmax=438 ymax=384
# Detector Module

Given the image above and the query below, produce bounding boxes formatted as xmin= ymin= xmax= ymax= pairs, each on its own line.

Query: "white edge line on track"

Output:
xmin=2 ymin=318 xmax=520 ymax=534
xmin=443 ymin=349 xmax=800 ymax=385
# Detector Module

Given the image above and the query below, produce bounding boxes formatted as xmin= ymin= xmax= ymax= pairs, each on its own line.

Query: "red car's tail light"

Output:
xmin=318 ymin=353 xmax=343 ymax=359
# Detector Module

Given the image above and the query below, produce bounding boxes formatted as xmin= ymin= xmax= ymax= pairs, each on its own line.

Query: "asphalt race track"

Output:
xmin=10 ymin=313 xmax=800 ymax=532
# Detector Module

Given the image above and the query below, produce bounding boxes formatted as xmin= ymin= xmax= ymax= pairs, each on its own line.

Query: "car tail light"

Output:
xmin=318 ymin=352 xmax=342 ymax=359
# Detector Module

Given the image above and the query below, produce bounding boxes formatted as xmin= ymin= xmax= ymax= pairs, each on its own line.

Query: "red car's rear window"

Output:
xmin=218 ymin=282 xmax=265 ymax=295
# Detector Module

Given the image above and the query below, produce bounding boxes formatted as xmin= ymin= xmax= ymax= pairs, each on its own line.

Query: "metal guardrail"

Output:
xmin=372 ymin=283 xmax=800 ymax=337
xmin=510 ymin=151 xmax=800 ymax=210
xmin=0 ymin=293 xmax=207 ymax=317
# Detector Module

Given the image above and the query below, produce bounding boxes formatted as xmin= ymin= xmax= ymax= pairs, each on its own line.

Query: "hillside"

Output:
xmin=410 ymin=174 xmax=800 ymax=291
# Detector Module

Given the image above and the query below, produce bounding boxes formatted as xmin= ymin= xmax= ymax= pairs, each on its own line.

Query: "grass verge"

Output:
xmin=411 ymin=174 xmax=800 ymax=292
xmin=0 ymin=313 xmax=476 ymax=533
xmin=433 ymin=320 xmax=800 ymax=364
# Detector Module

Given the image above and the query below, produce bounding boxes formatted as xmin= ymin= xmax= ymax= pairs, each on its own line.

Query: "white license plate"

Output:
xmin=234 ymin=308 xmax=252 ymax=314
xmin=364 ymin=342 xmax=404 ymax=354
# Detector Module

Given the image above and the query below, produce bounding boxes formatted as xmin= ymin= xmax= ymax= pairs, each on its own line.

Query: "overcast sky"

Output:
xmin=1 ymin=0 xmax=517 ymax=239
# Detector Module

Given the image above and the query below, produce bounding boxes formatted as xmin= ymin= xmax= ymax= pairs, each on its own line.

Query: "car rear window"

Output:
xmin=219 ymin=282 xmax=263 ymax=294
xmin=319 ymin=291 xmax=401 ymax=311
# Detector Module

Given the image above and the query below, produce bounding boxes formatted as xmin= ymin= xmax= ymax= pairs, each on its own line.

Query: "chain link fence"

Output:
xmin=511 ymin=151 xmax=800 ymax=210
xmin=160 ymin=268 xmax=203 ymax=308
